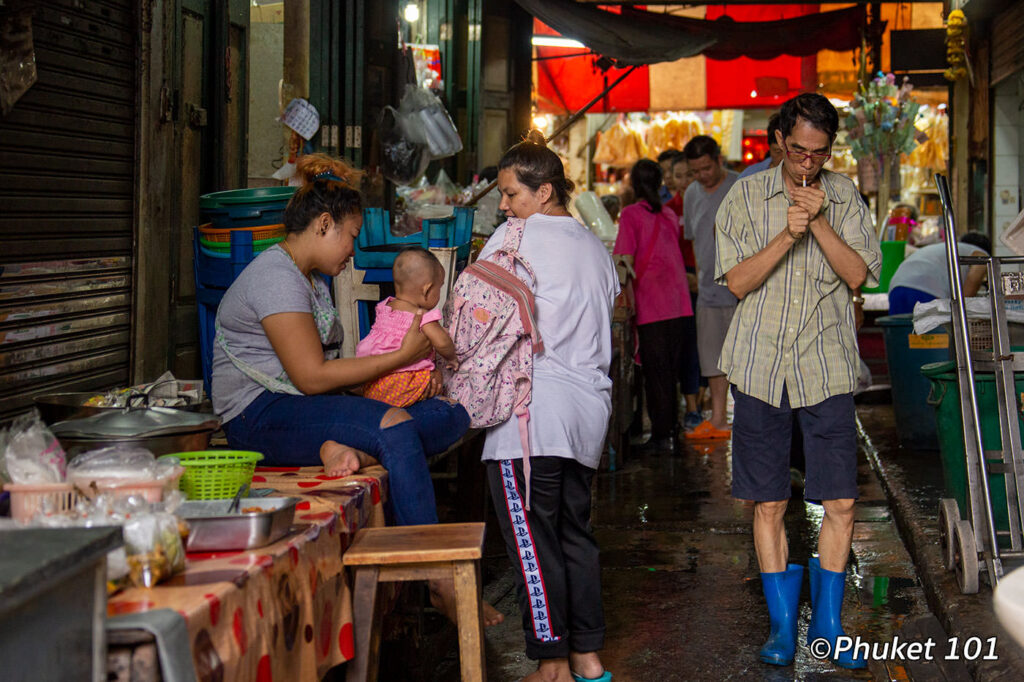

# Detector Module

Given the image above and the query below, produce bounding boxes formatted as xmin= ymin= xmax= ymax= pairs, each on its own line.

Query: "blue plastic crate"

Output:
xmin=354 ymin=206 xmax=474 ymax=269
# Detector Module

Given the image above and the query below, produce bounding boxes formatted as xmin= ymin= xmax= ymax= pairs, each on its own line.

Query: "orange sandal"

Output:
xmin=684 ymin=420 xmax=732 ymax=441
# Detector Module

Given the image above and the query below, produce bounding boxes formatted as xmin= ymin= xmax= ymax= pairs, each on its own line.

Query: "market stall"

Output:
xmin=107 ymin=466 xmax=387 ymax=682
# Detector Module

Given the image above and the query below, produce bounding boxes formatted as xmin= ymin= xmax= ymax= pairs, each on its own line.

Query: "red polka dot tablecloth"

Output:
xmin=107 ymin=465 xmax=388 ymax=682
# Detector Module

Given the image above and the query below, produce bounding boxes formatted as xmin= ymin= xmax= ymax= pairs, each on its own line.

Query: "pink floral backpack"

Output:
xmin=442 ymin=217 xmax=543 ymax=507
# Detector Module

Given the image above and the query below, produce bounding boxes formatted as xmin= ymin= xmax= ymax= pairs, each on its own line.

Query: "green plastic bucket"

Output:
xmin=922 ymin=361 xmax=1024 ymax=531
xmin=862 ymin=240 xmax=906 ymax=293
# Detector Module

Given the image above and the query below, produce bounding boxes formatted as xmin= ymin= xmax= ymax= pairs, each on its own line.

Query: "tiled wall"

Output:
xmin=992 ymin=75 xmax=1024 ymax=257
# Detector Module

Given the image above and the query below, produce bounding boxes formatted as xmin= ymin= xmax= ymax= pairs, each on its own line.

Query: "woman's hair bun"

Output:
xmin=525 ymin=129 xmax=548 ymax=146
xmin=295 ymin=152 xmax=363 ymax=188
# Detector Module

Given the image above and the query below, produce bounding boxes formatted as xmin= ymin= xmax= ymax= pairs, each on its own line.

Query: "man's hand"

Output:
xmin=787 ymin=205 xmax=810 ymax=239
xmin=790 ymin=186 xmax=826 ymax=221
xmin=687 ymin=272 xmax=698 ymax=293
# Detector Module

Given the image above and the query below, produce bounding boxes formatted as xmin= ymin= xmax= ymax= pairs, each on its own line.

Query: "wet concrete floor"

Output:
xmin=463 ymin=431 xmax=932 ymax=681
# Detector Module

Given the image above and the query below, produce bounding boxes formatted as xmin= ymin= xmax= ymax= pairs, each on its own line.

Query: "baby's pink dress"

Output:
xmin=355 ymin=297 xmax=443 ymax=372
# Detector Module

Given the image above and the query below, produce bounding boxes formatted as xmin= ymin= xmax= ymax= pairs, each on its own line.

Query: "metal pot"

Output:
xmin=51 ymin=407 xmax=221 ymax=461
xmin=33 ymin=391 xmax=206 ymax=425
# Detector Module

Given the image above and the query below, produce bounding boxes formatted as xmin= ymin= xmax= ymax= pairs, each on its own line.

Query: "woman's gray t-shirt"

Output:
xmin=211 ymin=246 xmax=341 ymax=422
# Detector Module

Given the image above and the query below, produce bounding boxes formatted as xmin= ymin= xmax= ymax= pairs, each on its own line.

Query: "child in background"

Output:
xmin=356 ymin=247 xmax=458 ymax=407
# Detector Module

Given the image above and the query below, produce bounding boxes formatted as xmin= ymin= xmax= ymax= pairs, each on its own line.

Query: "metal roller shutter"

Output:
xmin=0 ymin=0 xmax=136 ymax=421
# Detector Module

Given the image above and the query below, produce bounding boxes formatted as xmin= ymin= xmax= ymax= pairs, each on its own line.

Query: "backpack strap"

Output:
xmin=492 ymin=218 xmax=539 ymax=509
xmin=502 ymin=217 xmax=527 ymax=251
xmin=491 ymin=218 xmax=533 ymax=278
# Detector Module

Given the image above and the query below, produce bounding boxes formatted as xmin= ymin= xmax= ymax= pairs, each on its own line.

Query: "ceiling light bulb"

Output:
xmin=404 ymin=3 xmax=420 ymax=23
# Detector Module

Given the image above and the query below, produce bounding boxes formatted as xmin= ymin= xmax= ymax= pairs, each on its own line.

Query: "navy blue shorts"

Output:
xmin=730 ymin=385 xmax=858 ymax=502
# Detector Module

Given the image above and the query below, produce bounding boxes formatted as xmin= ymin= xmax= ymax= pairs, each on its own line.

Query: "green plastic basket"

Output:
xmin=161 ymin=450 xmax=264 ymax=500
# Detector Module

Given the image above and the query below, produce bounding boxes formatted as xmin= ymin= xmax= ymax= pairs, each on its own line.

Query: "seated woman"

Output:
xmin=211 ymin=153 xmax=500 ymax=624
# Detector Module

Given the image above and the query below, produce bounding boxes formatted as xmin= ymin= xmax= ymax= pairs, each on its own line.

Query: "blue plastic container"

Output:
xmin=200 ymin=186 xmax=296 ymax=229
xmin=878 ymin=313 xmax=950 ymax=449
xmin=353 ymin=206 xmax=475 ymax=269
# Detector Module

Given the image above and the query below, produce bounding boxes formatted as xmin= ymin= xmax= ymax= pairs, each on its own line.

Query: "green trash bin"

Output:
xmin=922 ymin=360 xmax=1024 ymax=531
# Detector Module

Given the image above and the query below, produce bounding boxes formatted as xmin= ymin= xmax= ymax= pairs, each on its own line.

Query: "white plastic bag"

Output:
xmin=1 ymin=410 xmax=65 ymax=484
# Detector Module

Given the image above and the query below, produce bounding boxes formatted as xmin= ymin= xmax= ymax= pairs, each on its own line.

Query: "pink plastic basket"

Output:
xmin=70 ymin=466 xmax=185 ymax=503
xmin=3 ymin=483 xmax=79 ymax=523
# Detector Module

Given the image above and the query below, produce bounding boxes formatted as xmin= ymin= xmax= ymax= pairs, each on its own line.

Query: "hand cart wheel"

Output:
xmin=954 ymin=519 xmax=980 ymax=594
xmin=939 ymin=498 xmax=961 ymax=571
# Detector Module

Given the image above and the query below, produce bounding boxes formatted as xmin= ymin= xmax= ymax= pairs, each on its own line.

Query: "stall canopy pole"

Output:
xmin=467 ymin=64 xmax=640 ymax=206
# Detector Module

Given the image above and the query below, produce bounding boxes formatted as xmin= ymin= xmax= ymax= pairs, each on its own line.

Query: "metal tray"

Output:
xmin=178 ymin=496 xmax=299 ymax=551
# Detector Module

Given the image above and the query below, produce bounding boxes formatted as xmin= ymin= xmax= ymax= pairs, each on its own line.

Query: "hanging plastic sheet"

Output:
xmin=514 ymin=0 xmax=866 ymax=66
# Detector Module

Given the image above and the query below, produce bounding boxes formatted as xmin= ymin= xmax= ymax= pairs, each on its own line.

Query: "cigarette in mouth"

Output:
xmin=802 ymin=174 xmax=807 ymax=187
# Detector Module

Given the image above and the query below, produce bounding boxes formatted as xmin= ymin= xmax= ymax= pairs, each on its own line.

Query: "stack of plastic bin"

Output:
xmin=194 ymin=187 xmax=297 ymax=394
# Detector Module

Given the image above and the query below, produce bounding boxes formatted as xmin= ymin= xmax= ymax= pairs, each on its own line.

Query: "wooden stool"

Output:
xmin=343 ymin=523 xmax=487 ymax=682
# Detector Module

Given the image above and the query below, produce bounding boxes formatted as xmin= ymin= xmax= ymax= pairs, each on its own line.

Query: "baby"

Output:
xmin=320 ymin=248 xmax=457 ymax=477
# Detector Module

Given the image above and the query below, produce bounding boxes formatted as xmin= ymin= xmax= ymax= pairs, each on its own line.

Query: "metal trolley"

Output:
xmin=936 ymin=174 xmax=1024 ymax=594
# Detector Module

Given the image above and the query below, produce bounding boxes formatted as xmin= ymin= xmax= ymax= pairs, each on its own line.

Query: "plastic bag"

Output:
xmin=396 ymin=85 xmax=462 ymax=159
xmin=1 ymin=409 xmax=66 ymax=484
xmin=68 ymin=445 xmax=157 ymax=481
xmin=381 ymin=105 xmax=428 ymax=186
xmin=123 ymin=511 xmax=186 ymax=587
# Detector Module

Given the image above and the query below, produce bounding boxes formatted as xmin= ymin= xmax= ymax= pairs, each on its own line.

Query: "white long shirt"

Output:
xmin=477 ymin=214 xmax=619 ymax=470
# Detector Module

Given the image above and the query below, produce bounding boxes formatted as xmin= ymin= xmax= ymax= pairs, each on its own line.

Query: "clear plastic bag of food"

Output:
xmin=1 ymin=409 xmax=66 ymax=484
xmin=123 ymin=511 xmax=186 ymax=587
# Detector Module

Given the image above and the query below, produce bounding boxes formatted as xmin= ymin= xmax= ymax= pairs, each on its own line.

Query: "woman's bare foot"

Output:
xmin=428 ymin=579 xmax=505 ymax=627
xmin=522 ymin=659 xmax=575 ymax=682
xmin=319 ymin=440 xmax=362 ymax=477
xmin=568 ymin=651 xmax=605 ymax=680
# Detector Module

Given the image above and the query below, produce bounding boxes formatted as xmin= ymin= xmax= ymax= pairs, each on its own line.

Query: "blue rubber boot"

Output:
xmin=759 ymin=564 xmax=804 ymax=665
xmin=807 ymin=559 xmax=867 ymax=669
xmin=808 ymin=556 xmax=819 ymax=610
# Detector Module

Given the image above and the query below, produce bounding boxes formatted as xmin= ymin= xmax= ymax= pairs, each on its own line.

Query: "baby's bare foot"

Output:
xmin=319 ymin=440 xmax=361 ymax=477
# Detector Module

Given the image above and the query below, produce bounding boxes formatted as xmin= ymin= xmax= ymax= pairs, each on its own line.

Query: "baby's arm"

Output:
xmin=421 ymin=321 xmax=458 ymax=369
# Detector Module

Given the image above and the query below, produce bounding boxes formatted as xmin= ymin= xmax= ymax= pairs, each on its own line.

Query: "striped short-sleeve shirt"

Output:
xmin=713 ymin=164 xmax=881 ymax=408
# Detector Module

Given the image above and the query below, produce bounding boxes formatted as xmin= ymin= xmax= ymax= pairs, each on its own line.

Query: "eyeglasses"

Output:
xmin=782 ymin=141 xmax=831 ymax=163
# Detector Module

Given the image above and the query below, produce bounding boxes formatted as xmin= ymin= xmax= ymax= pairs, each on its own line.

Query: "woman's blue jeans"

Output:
xmin=222 ymin=391 xmax=470 ymax=526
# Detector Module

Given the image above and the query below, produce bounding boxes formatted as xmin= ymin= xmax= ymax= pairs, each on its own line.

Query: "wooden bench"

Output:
xmin=342 ymin=523 xmax=487 ymax=682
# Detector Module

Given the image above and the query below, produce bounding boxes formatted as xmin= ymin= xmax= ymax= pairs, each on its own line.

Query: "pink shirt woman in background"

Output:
xmin=613 ymin=158 xmax=694 ymax=453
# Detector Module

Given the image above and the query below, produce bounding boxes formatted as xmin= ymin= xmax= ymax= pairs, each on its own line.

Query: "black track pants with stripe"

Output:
xmin=486 ymin=456 xmax=606 ymax=659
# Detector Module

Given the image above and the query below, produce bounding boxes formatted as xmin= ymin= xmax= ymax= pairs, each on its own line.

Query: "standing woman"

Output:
xmin=480 ymin=132 xmax=618 ymax=682
xmin=613 ymin=159 xmax=694 ymax=452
